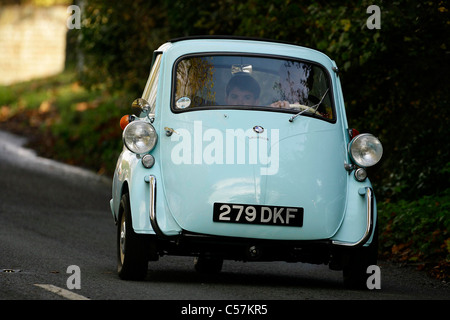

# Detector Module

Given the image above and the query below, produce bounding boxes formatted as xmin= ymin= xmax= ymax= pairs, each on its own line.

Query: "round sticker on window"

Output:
xmin=176 ymin=97 xmax=191 ymax=109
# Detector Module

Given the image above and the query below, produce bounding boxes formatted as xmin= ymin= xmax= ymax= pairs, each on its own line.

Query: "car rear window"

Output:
xmin=172 ymin=54 xmax=334 ymax=121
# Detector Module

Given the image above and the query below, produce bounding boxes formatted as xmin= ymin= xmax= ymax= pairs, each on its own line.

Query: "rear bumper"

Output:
xmin=146 ymin=174 xmax=375 ymax=249
xmin=126 ymin=175 xmax=377 ymax=268
xmin=332 ymin=187 xmax=374 ymax=247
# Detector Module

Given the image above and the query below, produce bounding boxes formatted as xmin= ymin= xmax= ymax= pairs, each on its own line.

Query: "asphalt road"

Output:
xmin=1 ymin=130 xmax=449 ymax=307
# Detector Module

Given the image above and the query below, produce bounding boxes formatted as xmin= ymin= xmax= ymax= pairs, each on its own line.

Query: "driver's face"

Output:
xmin=226 ymin=87 xmax=258 ymax=106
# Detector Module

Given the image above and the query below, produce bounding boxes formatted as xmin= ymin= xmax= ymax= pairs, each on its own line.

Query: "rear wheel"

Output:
xmin=194 ymin=256 xmax=224 ymax=274
xmin=117 ymin=193 xmax=148 ymax=280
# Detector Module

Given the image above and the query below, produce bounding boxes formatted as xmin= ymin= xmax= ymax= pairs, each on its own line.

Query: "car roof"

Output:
xmin=156 ymin=36 xmax=335 ymax=71
xmin=169 ymin=35 xmax=300 ymax=46
xmin=165 ymin=35 xmax=324 ymax=54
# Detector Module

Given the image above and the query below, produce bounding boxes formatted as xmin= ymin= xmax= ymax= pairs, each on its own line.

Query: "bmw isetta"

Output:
xmin=110 ymin=36 xmax=383 ymax=288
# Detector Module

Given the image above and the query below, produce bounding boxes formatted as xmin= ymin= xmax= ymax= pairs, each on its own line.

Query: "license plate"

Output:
xmin=213 ymin=203 xmax=303 ymax=227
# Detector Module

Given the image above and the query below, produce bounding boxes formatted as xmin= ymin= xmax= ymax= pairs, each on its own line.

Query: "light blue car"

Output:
xmin=110 ymin=37 xmax=383 ymax=288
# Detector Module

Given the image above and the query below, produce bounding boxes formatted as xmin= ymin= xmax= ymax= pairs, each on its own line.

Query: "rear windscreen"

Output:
xmin=173 ymin=54 xmax=334 ymax=121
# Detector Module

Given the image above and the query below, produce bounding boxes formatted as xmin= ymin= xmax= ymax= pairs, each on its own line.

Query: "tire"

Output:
xmin=117 ymin=193 xmax=148 ymax=280
xmin=194 ymin=256 xmax=224 ymax=274
xmin=342 ymin=228 xmax=378 ymax=289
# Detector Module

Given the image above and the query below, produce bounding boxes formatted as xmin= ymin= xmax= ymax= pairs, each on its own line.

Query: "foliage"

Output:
xmin=0 ymin=70 xmax=129 ymax=174
xmin=77 ymin=0 xmax=170 ymax=95
xmin=378 ymin=188 xmax=450 ymax=279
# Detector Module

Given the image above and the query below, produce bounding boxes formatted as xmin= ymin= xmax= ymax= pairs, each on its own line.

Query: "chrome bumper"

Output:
xmin=332 ymin=187 xmax=374 ymax=247
xmin=147 ymin=175 xmax=374 ymax=247
xmin=145 ymin=175 xmax=164 ymax=236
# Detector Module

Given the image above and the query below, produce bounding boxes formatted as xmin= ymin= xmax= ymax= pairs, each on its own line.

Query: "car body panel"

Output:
xmin=158 ymin=110 xmax=348 ymax=240
xmin=110 ymin=37 xmax=380 ymax=249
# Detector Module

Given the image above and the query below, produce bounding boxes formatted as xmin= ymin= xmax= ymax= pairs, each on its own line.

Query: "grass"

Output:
xmin=0 ymin=69 xmax=134 ymax=174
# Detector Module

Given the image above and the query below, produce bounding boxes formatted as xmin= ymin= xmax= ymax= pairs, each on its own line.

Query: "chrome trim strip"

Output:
xmin=146 ymin=175 xmax=164 ymax=237
xmin=332 ymin=187 xmax=374 ymax=247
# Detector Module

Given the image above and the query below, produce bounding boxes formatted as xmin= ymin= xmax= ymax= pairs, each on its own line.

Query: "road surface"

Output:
xmin=1 ymin=130 xmax=448 ymax=310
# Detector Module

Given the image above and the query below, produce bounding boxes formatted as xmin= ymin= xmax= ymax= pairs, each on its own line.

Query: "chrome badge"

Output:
xmin=253 ymin=125 xmax=264 ymax=134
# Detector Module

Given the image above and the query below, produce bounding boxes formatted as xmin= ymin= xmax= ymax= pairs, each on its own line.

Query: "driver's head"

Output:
xmin=226 ymin=74 xmax=260 ymax=106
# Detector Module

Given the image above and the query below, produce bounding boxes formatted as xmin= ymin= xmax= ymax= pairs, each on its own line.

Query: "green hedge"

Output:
xmin=378 ymin=187 xmax=450 ymax=279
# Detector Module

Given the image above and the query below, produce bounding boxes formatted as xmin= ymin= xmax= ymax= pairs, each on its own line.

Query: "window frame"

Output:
xmin=142 ymin=53 xmax=163 ymax=114
xmin=170 ymin=52 xmax=337 ymax=123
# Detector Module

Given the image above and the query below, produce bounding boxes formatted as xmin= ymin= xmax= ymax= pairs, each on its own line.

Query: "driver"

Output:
xmin=225 ymin=73 xmax=260 ymax=106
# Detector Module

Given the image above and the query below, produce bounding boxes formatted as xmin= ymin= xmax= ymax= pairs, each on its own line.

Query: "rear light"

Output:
xmin=120 ymin=115 xmax=136 ymax=130
xmin=348 ymin=128 xmax=360 ymax=140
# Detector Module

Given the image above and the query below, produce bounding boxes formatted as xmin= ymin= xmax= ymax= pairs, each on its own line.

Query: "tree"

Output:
xmin=79 ymin=0 xmax=169 ymax=95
